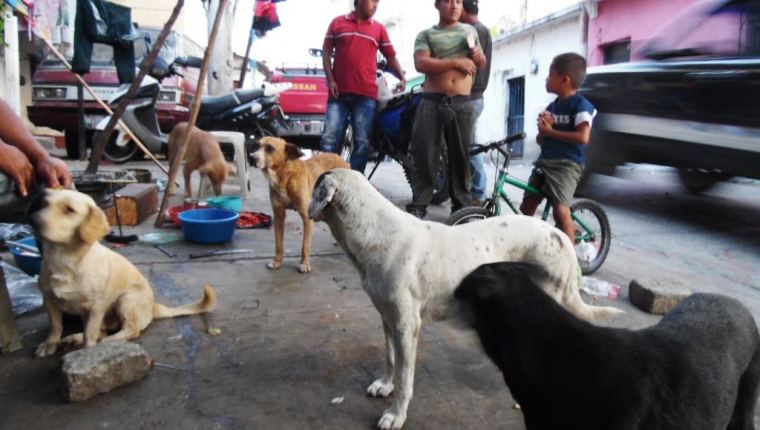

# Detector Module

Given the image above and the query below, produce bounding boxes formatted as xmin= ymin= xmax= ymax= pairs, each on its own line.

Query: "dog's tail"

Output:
xmin=153 ymin=284 xmax=217 ymax=319
xmin=564 ymin=275 xmax=625 ymax=321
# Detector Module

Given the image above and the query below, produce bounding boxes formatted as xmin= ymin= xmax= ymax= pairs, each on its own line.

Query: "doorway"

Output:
xmin=506 ymin=76 xmax=525 ymax=158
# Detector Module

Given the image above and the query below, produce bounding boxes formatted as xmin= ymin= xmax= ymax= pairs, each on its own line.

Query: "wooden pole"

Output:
xmin=0 ymin=259 xmax=22 ymax=354
xmin=238 ymin=25 xmax=254 ymax=87
xmin=87 ymin=0 xmax=185 ymax=172
xmin=155 ymin=0 xmax=230 ymax=228
xmin=40 ymin=37 xmax=170 ymax=174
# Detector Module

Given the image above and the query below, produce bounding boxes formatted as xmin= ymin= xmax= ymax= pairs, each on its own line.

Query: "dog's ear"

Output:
xmin=308 ymin=172 xmax=337 ymax=220
xmin=285 ymin=143 xmax=304 ymax=160
xmin=79 ymin=203 xmax=110 ymax=243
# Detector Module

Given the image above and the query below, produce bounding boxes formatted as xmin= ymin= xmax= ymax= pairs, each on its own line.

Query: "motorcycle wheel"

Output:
xmin=98 ymin=130 xmax=140 ymax=163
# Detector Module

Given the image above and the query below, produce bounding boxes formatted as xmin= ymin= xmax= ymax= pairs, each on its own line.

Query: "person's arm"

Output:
xmin=322 ymin=39 xmax=339 ymax=99
xmin=414 ymin=50 xmax=476 ymax=76
xmin=385 ymin=56 xmax=406 ymax=93
xmin=538 ymin=118 xmax=592 ymax=146
xmin=470 ymin=47 xmax=486 ymax=69
xmin=322 ymin=21 xmax=339 ymax=99
xmin=0 ymin=140 xmax=35 ymax=197
xmin=0 ymin=100 xmax=72 ymax=194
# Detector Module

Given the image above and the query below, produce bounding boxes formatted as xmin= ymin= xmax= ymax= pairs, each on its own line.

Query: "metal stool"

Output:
xmin=199 ymin=131 xmax=249 ymax=200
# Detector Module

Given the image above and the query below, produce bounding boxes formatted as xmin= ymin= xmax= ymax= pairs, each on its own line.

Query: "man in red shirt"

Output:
xmin=321 ymin=0 xmax=406 ymax=174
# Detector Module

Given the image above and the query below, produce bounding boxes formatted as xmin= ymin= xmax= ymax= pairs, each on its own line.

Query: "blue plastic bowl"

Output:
xmin=9 ymin=237 xmax=42 ymax=276
xmin=178 ymin=208 xmax=240 ymax=244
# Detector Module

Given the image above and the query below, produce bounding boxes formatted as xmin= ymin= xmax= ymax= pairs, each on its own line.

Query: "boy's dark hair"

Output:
xmin=551 ymin=53 xmax=587 ymax=89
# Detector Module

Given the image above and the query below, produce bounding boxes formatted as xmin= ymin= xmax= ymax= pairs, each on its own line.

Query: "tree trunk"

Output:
xmin=207 ymin=0 xmax=235 ymax=95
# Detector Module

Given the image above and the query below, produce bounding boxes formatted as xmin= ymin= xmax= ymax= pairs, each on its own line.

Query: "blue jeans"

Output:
xmin=320 ymin=94 xmax=376 ymax=174
xmin=469 ymin=97 xmax=487 ymax=200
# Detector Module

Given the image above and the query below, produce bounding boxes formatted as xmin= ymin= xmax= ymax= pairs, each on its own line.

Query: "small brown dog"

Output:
xmin=31 ymin=189 xmax=217 ymax=357
xmin=168 ymin=122 xmax=231 ymax=198
xmin=250 ymin=136 xmax=349 ymax=273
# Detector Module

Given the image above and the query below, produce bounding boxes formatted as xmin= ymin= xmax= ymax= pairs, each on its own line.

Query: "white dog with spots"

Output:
xmin=308 ymin=169 xmax=622 ymax=430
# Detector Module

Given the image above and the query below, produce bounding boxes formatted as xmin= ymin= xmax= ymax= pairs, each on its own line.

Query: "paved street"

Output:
xmin=1 ymin=155 xmax=759 ymax=429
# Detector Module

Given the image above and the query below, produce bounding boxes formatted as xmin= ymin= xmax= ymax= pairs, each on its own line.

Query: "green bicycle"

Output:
xmin=447 ymin=132 xmax=611 ymax=275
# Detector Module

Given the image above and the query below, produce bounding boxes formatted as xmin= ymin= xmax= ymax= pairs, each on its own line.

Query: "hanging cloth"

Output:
xmin=253 ymin=0 xmax=280 ymax=37
xmin=72 ymin=0 xmax=136 ymax=83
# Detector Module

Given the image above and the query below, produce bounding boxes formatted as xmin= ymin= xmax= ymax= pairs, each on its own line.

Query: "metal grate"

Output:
xmin=71 ymin=170 xmax=138 ymax=186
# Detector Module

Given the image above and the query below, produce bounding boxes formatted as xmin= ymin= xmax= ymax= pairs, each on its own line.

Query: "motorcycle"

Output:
xmin=94 ymin=56 xmax=292 ymax=163
xmin=363 ymin=64 xmax=449 ymax=204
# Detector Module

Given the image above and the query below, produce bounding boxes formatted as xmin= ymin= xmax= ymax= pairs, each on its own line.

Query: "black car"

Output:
xmin=579 ymin=0 xmax=760 ymax=192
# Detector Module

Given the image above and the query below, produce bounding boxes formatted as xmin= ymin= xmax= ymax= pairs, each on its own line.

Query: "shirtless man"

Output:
xmin=405 ymin=0 xmax=486 ymax=219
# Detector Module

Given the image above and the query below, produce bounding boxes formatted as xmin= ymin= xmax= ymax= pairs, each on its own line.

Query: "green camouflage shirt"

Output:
xmin=414 ymin=23 xmax=480 ymax=59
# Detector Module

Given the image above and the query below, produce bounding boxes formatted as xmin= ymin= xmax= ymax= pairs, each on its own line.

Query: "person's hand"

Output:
xmin=539 ymin=111 xmax=556 ymax=126
xmin=0 ymin=142 xmax=35 ymax=197
xmin=34 ymin=155 xmax=73 ymax=189
xmin=454 ymin=58 xmax=477 ymax=76
xmin=469 ymin=46 xmax=485 ymax=66
xmin=327 ymin=79 xmax=340 ymax=99
xmin=538 ymin=115 xmax=554 ymax=135
xmin=394 ymin=77 xmax=407 ymax=94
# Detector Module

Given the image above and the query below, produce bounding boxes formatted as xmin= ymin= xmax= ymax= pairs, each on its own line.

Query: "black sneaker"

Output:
xmin=405 ymin=204 xmax=427 ymax=220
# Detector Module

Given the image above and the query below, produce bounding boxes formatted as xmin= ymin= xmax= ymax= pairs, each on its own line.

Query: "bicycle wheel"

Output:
xmin=446 ymin=206 xmax=490 ymax=226
xmin=570 ymin=198 xmax=611 ymax=275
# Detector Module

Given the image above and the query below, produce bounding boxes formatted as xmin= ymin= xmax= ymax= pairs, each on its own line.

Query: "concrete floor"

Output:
xmin=0 ymin=158 xmax=687 ymax=429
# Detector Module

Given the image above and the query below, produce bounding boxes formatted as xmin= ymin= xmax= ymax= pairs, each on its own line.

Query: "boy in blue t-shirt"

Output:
xmin=519 ymin=52 xmax=596 ymax=242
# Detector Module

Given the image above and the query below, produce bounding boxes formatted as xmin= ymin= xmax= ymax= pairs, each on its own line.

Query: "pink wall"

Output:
xmin=587 ymin=0 xmax=698 ymax=65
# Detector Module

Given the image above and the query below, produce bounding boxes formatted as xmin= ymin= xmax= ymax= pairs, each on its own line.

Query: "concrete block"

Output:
xmin=629 ymin=277 xmax=691 ymax=315
xmin=61 ymin=341 xmax=152 ymax=402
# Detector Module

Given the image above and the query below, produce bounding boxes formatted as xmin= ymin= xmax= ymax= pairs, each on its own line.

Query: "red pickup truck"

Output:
xmin=268 ymin=62 xmax=330 ymax=148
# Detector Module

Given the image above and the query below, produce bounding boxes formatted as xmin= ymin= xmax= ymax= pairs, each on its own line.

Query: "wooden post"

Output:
xmin=206 ymin=0 xmax=234 ymax=95
xmin=238 ymin=26 xmax=254 ymax=88
xmin=87 ymin=0 xmax=185 ymax=172
xmin=3 ymin=9 xmax=21 ymax=115
xmin=40 ymin=37 xmax=170 ymax=174
xmin=0 ymin=258 xmax=23 ymax=354
xmin=155 ymin=0 xmax=230 ymax=228
xmin=77 ymin=82 xmax=87 ymax=160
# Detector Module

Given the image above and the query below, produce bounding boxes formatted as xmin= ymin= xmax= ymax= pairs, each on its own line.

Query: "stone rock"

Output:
xmin=61 ymin=341 xmax=152 ymax=402
xmin=629 ymin=277 xmax=692 ymax=315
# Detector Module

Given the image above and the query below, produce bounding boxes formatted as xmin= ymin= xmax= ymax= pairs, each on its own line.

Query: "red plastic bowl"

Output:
xmin=168 ymin=205 xmax=186 ymax=225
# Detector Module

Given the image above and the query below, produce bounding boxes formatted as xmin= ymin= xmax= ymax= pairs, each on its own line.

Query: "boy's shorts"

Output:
xmin=524 ymin=158 xmax=583 ymax=206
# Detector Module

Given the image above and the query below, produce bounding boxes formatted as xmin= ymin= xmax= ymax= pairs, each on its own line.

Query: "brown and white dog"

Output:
xmin=31 ymin=189 xmax=217 ymax=357
xmin=168 ymin=122 xmax=232 ymax=198
xmin=250 ymin=136 xmax=349 ymax=273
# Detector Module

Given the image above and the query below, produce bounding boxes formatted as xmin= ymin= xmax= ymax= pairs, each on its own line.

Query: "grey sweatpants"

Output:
xmin=408 ymin=94 xmax=475 ymax=211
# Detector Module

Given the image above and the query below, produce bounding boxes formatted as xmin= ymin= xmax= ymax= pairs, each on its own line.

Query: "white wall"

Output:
xmin=480 ymin=12 xmax=585 ymax=160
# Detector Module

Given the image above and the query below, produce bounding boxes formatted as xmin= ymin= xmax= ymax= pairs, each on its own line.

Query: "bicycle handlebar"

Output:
xmin=470 ymin=132 xmax=527 ymax=156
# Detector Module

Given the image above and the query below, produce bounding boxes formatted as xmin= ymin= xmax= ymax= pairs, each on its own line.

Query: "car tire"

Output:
xmin=677 ymin=168 xmax=730 ymax=194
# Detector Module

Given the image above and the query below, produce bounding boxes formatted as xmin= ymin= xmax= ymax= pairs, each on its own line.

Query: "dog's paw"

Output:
xmin=60 ymin=333 xmax=84 ymax=348
xmin=367 ymin=379 xmax=394 ymax=397
xmin=267 ymin=260 xmax=283 ymax=270
xmin=35 ymin=341 xmax=60 ymax=358
xmin=298 ymin=263 xmax=311 ymax=274
xmin=377 ymin=410 xmax=406 ymax=430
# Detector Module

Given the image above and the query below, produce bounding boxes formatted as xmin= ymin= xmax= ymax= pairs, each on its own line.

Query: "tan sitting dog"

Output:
xmin=250 ymin=136 xmax=349 ymax=273
xmin=167 ymin=122 xmax=232 ymax=198
xmin=31 ymin=189 xmax=217 ymax=357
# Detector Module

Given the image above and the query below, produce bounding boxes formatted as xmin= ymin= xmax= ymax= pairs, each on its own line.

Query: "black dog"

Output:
xmin=455 ymin=262 xmax=760 ymax=430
